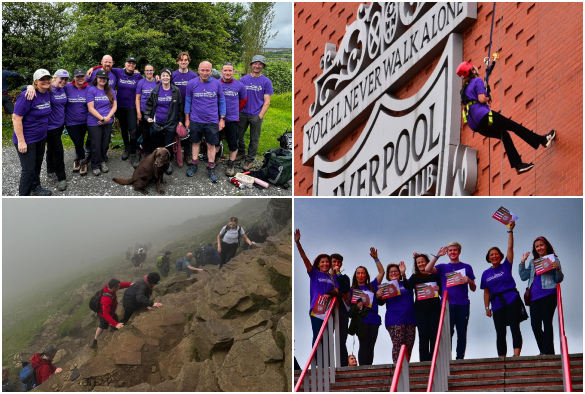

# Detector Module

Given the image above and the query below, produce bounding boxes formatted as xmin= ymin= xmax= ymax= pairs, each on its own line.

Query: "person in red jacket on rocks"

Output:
xmin=30 ymin=344 xmax=62 ymax=385
xmin=90 ymin=278 xmax=132 ymax=349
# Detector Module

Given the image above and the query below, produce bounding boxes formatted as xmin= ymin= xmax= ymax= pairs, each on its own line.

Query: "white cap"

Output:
xmin=33 ymin=69 xmax=51 ymax=81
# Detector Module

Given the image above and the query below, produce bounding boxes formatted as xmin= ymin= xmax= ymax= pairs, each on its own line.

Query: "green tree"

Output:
xmin=262 ymin=62 xmax=292 ymax=94
xmin=62 ymin=3 xmax=233 ymax=72
xmin=241 ymin=2 xmax=277 ymax=74
xmin=2 ymin=2 xmax=73 ymax=87
xmin=215 ymin=3 xmax=248 ymax=64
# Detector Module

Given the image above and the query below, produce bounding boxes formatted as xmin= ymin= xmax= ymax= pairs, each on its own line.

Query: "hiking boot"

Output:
xmin=242 ymin=161 xmax=254 ymax=171
xmin=93 ymin=168 xmax=101 ymax=176
xmin=516 ymin=162 xmax=534 ymax=174
xmin=235 ymin=152 xmax=246 ymax=161
xmin=208 ymin=167 xmax=218 ymax=183
xmin=186 ymin=163 xmax=198 ymax=177
xmin=100 ymin=162 xmax=109 ymax=173
xmin=31 ymin=185 xmax=52 ymax=196
xmin=73 ymin=159 xmax=81 ymax=173
xmin=131 ymin=154 xmax=140 ymax=169
xmin=47 ymin=172 xmax=57 ymax=181
xmin=166 ymin=162 xmax=173 ymax=175
xmin=225 ymin=160 xmax=235 ymax=177
xmin=543 ymin=129 xmax=556 ymax=148
xmin=90 ymin=339 xmax=97 ymax=349
xmin=57 ymin=180 xmax=67 ymax=191
xmin=80 ymin=160 xmax=88 ymax=176
xmin=122 ymin=147 xmax=131 ymax=160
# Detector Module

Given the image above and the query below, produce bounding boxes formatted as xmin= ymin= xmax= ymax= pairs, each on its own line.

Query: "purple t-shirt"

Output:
xmin=480 ymin=259 xmax=519 ymax=311
xmin=221 ymin=78 xmax=247 ymax=122
xmin=172 ymin=70 xmax=198 ymax=104
xmin=185 ymin=77 xmax=224 ymax=124
xmin=12 ymin=90 xmax=51 ymax=144
xmin=382 ymin=281 xmax=415 ymax=327
xmin=464 ymin=78 xmax=491 ymax=130
xmin=531 ymin=271 xmax=557 ymax=302
xmin=350 ymin=278 xmax=382 ymax=326
xmin=88 ymin=70 xmax=117 ymax=89
xmin=154 ymin=86 xmax=173 ymax=123
xmin=110 ymin=68 xmax=143 ymax=108
xmin=308 ymin=268 xmax=338 ymax=312
xmin=240 ymin=74 xmax=273 ymax=116
xmin=86 ymin=86 xmax=116 ymax=127
xmin=64 ymin=82 xmax=90 ymax=126
xmin=47 ymin=87 xmax=68 ymax=130
xmin=435 ymin=262 xmax=475 ymax=306
xmin=136 ymin=79 xmax=159 ymax=113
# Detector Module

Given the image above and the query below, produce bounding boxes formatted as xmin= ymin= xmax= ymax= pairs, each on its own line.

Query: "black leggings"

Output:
xmin=219 ymin=241 xmax=238 ymax=269
xmin=357 ymin=323 xmax=379 ymax=366
xmin=493 ymin=297 xmax=523 ymax=356
xmin=415 ymin=306 xmax=441 ymax=361
xmin=46 ymin=125 xmax=66 ymax=181
xmin=117 ymin=107 xmax=138 ymax=152
xmin=530 ymin=293 xmax=557 ymax=355
xmin=475 ymin=111 xmax=545 ymax=169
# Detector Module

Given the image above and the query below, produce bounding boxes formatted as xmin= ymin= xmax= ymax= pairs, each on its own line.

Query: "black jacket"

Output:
xmin=123 ymin=278 xmax=154 ymax=308
xmin=144 ymin=84 xmax=184 ymax=133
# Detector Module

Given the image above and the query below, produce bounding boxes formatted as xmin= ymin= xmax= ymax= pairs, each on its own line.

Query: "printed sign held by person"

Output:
xmin=311 ymin=294 xmax=332 ymax=320
xmin=446 ymin=268 xmax=466 ymax=287
xmin=534 ymin=254 xmax=556 ymax=275
xmin=492 ymin=206 xmax=519 ymax=227
xmin=416 ymin=282 xmax=439 ymax=300
xmin=378 ymin=281 xmax=401 ymax=299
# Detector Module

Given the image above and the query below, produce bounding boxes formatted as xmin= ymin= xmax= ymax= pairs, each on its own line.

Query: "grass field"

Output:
xmin=2 ymin=91 xmax=292 ymax=161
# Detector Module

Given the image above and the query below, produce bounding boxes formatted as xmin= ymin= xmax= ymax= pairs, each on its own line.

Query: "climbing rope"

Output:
xmin=497 ymin=3 xmax=504 ymax=195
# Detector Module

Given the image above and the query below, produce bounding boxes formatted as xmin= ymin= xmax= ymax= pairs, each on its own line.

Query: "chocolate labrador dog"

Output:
xmin=113 ymin=148 xmax=170 ymax=194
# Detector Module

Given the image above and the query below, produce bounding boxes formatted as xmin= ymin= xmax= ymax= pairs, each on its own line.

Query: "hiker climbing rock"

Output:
xmin=217 ymin=216 xmax=255 ymax=269
xmin=120 ymin=273 xmax=163 ymax=324
xmin=156 ymin=251 xmax=172 ymax=278
xmin=90 ymin=278 xmax=132 ymax=349
xmin=457 ymin=61 xmax=556 ymax=175
xmin=176 ymin=253 xmax=203 ymax=277
xmin=29 ymin=345 xmax=62 ymax=386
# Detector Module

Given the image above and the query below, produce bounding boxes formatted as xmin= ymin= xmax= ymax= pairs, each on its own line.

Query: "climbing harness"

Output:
xmin=461 ymin=100 xmax=493 ymax=127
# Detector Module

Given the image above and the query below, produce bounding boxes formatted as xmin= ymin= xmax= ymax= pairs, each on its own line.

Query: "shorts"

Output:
xmin=99 ymin=313 xmax=118 ymax=329
xmin=190 ymin=122 xmax=219 ymax=145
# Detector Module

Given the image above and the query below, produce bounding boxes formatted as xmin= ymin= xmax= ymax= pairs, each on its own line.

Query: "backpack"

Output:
xmin=89 ymin=289 xmax=113 ymax=313
xmin=203 ymin=245 xmax=216 ymax=263
xmin=221 ymin=226 xmax=243 ymax=246
xmin=175 ymin=257 xmax=186 ymax=271
xmin=277 ymin=129 xmax=293 ymax=151
xmin=19 ymin=362 xmax=36 ymax=392
xmin=260 ymin=148 xmax=292 ymax=187
xmin=156 ymin=256 xmax=164 ymax=268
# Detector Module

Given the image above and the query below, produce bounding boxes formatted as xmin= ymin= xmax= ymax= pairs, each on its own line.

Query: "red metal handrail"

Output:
xmin=294 ymin=297 xmax=338 ymax=392
xmin=390 ymin=344 xmax=408 ymax=392
xmin=427 ymin=291 xmax=449 ymax=392
xmin=557 ymin=284 xmax=573 ymax=392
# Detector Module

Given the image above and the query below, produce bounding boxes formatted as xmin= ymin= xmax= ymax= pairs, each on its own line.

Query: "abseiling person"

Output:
xmin=480 ymin=221 xmax=525 ymax=357
xmin=425 ymin=242 xmax=476 ymax=360
xmin=457 ymin=61 xmax=556 ymax=175
xmin=519 ymin=236 xmax=564 ymax=355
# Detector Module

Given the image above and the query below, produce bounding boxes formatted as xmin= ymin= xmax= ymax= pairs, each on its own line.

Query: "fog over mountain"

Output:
xmin=2 ymin=198 xmax=242 ymax=300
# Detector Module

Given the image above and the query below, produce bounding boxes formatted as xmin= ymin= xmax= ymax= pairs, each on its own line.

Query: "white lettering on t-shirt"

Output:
xmin=53 ymin=93 xmax=67 ymax=100
xmin=94 ymin=95 xmax=110 ymax=101
xmin=224 ymin=90 xmax=239 ymax=97
xmin=486 ymin=271 xmax=504 ymax=282
xmin=119 ymin=79 xmax=137 ymax=85
xmin=174 ymin=81 xmax=189 ymax=86
xmin=158 ymin=96 xmax=172 ymax=102
xmin=246 ymin=85 xmax=264 ymax=92
xmin=317 ymin=277 xmax=334 ymax=285
xmin=36 ymin=102 xmax=51 ymax=110
xmin=68 ymin=97 xmax=86 ymax=103
xmin=193 ymin=91 xmax=217 ymax=98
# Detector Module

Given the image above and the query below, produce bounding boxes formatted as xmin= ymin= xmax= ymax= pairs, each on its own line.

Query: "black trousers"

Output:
xmin=493 ymin=297 xmax=523 ymax=356
xmin=338 ymin=305 xmax=350 ymax=367
xmin=2 ymin=93 xmax=14 ymax=114
xmin=120 ymin=300 xmax=138 ymax=324
xmin=138 ymin=112 xmax=153 ymax=155
xmin=476 ymin=111 xmax=545 ymax=169
xmin=151 ymin=126 xmax=176 ymax=160
xmin=415 ymin=306 xmax=441 ymax=362
xmin=46 ymin=125 xmax=66 ymax=181
xmin=66 ymin=123 xmax=87 ymax=160
xmin=530 ymin=293 xmax=557 ymax=355
xmin=219 ymin=241 xmax=238 ymax=269
xmin=87 ymin=124 xmax=113 ymax=170
xmin=116 ymin=107 xmax=138 ymax=152
xmin=357 ymin=323 xmax=379 ymax=366
xmin=14 ymin=138 xmax=46 ymax=195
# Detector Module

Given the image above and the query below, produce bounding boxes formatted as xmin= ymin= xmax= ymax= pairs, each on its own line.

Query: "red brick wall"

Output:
xmin=294 ymin=2 xmax=583 ymax=196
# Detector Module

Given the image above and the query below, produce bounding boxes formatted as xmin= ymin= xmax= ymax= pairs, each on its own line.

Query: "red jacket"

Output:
xmin=97 ymin=283 xmax=132 ymax=327
xmin=30 ymin=353 xmax=56 ymax=385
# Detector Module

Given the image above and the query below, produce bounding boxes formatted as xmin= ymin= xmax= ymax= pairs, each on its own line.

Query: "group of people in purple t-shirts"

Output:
xmin=10 ymin=51 xmax=273 ymax=195
xmin=295 ymin=222 xmax=564 ymax=368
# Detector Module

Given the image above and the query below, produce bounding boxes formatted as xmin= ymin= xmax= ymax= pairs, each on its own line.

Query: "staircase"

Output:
xmin=294 ymin=353 xmax=583 ymax=392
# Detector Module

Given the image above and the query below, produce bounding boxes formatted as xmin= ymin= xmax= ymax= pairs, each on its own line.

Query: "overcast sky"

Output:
xmin=2 ymin=198 xmax=241 ymax=299
xmin=294 ymin=198 xmax=583 ymax=367
xmin=267 ymin=2 xmax=292 ymax=48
